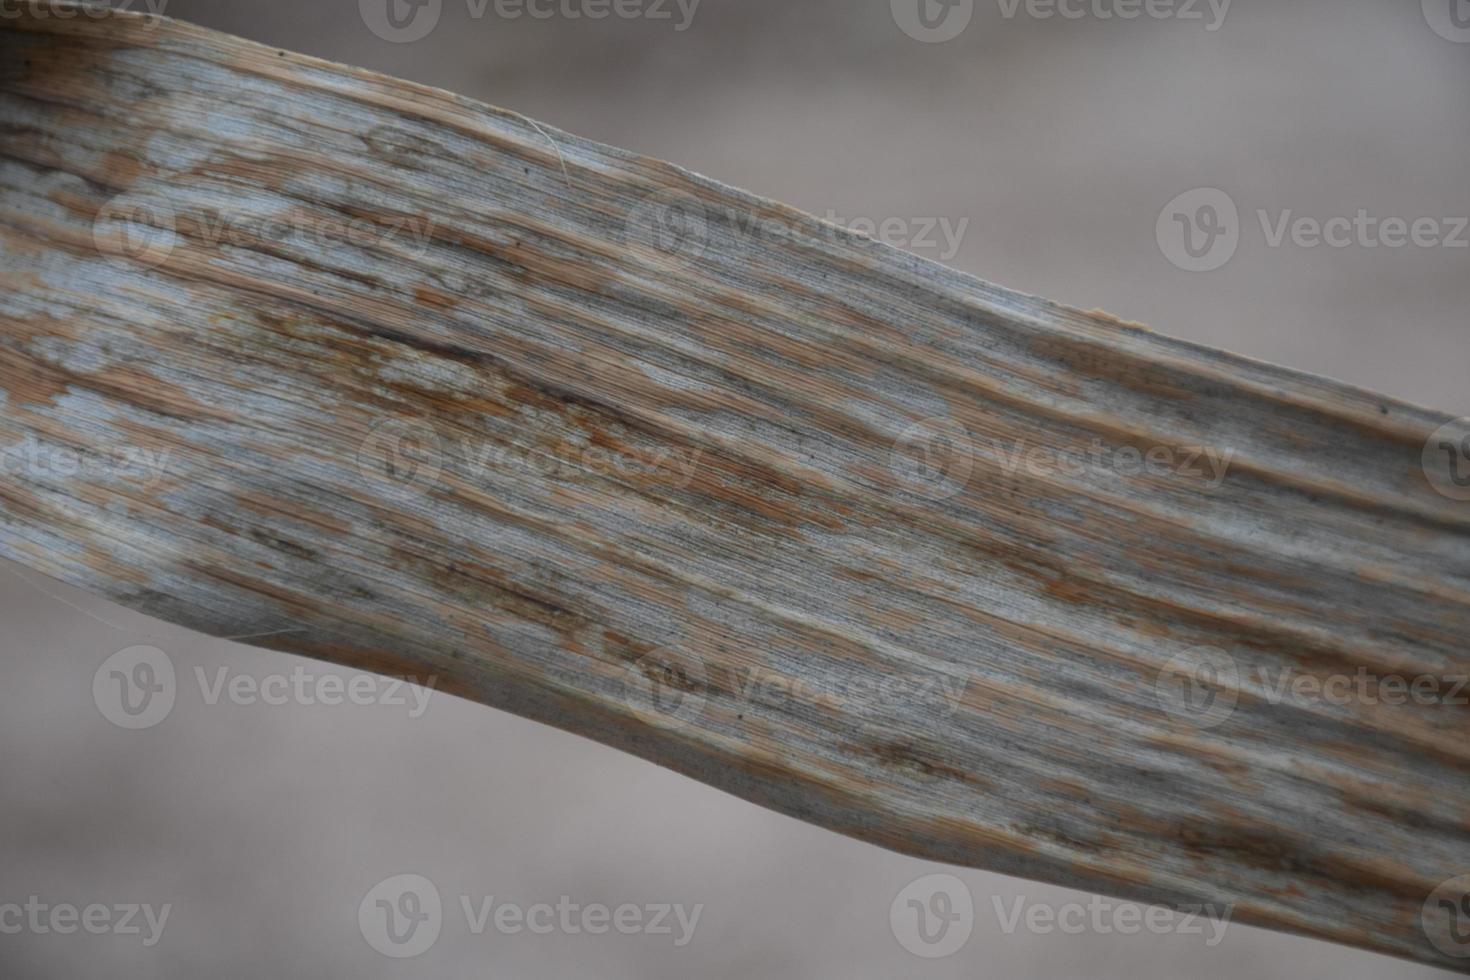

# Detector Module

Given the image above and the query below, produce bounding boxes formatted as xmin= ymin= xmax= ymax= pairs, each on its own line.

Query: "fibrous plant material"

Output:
xmin=1 ymin=4 xmax=1468 ymax=971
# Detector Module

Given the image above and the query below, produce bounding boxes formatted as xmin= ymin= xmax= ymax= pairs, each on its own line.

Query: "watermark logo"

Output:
xmin=890 ymin=418 xmax=975 ymax=501
xmin=360 ymin=0 xmax=442 ymax=42
xmin=621 ymin=647 xmax=708 ymax=730
xmin=1424 ymin=418 xmax=1470 ymax=502
xmin=360 ymin=874 xmax=443 ymax=958
xmin=1424 ymin=0 xmax=1470 ymax=42
xmin=1157 ymin=188 xmax=1239 ymax=272
xmin=1155 ymin=647 xmax=1239 ymax=729
xmin=891 ymin=873 xmax=974 ymax=958
xmin=891 ymin=0 xmax=975 ymax=43
xmin=93 ymin=193 xmax=177 ymax=270
xmin=93 ymin=645 xmax=176 ymax=730
xmin=357 ymin=418 xmax=446 ymax=492
xmin=1424 ymin=875 xmax=1470 ymax=959
xmin=624 ymin=190 xmax=712 ymax=267
xmin=992 ymin=895 xmax=1231 ymax=945
xmin=0 ymin=898 xmax=171 ymax=947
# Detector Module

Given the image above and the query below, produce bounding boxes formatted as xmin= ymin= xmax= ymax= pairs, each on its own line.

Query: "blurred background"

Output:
xmin=2 ymin=0 xmax=1467 ymax=976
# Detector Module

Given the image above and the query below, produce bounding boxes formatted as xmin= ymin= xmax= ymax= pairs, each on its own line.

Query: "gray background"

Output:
xmin=2 ymin=0 xmax=1467 ymax=976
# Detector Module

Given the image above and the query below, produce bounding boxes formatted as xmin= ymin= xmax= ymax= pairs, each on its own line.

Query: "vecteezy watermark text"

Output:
xmin=1159 ymin=188 xmax=1469 ymax=272
xmin=995 ymin=0 xmax=1230 ymax=30
xmin=0 ymin=898 xmax=171 ymax=947
xmin=727 ymin=664 xmax=968 ymax=716
xmin=888 ymin=419 xmax=1236 ymax=502
xmin=1254 ymin=666 xmax=1468 ymax=708
xmin=995 ymin=437 xmax=1234 ymax=489
xmin=619 ymin=646 xmax=970 ymax=734
xmin=356 ymin=417 xmax=704 ymax=495
xmin=360 ymin=0 xmax=702 ymax=43
xmin=93 ymin=646 xmax=438 ymax=730
xmin=891 ymin=0 xmax=1229 ymax=43
xmin=622 ymin=190 xmax=972 ymax=266
xmin=358 ymin=874 xmax=702 ymax=958
xmin=991 ymin=894 xmax=1232 ymax=946
xmin=889 ymin=874 xmax=1232 ymax=958
xmin=92 ymin=193 xmax=437 ymax=270
xmin=0 ymin=0 xmax=170 ymax=27
xmin=0 ymin=434 xmax=171 ymax=488
xmin=1155 ymin=647 xmax=1469 ymax=730
xmin=821 ymin=209 xmax=970 ymax=261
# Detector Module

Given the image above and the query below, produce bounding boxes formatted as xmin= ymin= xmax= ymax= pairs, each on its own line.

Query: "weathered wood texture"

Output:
xmin=2 ymin=4 xmax=1468 ymax=970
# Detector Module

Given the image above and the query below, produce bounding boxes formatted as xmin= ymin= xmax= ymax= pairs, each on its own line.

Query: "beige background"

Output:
xmin=2 ymin=0 xmax=1467 ymax=976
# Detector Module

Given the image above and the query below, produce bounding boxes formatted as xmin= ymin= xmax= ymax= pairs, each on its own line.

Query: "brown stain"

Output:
xmin=1025 ymin=331 xmax=1202 ymax=404
xmin=180 ymin=560 xmax=331 ymax=624
xmin=2 ymin=121 xmax=66 ymax=174
xmin=391 ymin=547 xmax=587 ymax=635
xmin=183 ymin=150 xmax=294 ymax=193
xmin=0 ymin=371 xmax=72 ymax=424
xmin=1172 ymin=820 xmax=1432 ymax=905
xmin=413 ymin=285 xmax=459 ymax=310
xmin=245 ymin=529 xmax=318 ymax=563
xmin=1034 ymin=779 xmax=1096 ymax=807
xmin=230 ymin=490 xmax=353 ymax=537
xmin=862 ymin=739 xmax=985 ymax=787
xmin=77 ymin=540 xmax=153 ymax=589
xmin=1139 ymin=732 xmax=1255 ymax=783
xmin=1085 ymin=309 xmax=1153 ymax=333
xmin=97 ymin=149 xmax=144 ymax=189
xmin=1322 ymin=768 xmax=1470 ymax=837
